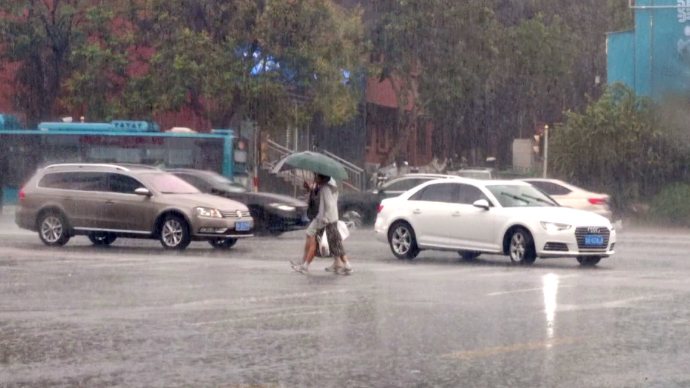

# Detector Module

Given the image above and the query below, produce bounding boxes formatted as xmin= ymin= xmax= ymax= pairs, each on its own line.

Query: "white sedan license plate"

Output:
xmin=235 ymin=221 xmax=250 ymax=232
xmin=584 ymin=235 xmax=604 ymax=246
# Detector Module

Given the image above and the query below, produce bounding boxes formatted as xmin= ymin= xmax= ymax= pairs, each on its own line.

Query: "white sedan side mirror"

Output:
xmin=473 ymin=199 xmax=490 ymax=210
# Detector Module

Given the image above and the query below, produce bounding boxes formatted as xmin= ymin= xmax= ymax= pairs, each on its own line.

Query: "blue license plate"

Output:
xmin=235 ymin=221 xmax=250 ymax=232
xmin=584 ymin=235 xmax=604 ymax=246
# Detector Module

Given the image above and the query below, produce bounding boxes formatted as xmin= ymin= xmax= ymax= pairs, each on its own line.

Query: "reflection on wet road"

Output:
xmin=2 ymin=222 xmax=690 ymax=387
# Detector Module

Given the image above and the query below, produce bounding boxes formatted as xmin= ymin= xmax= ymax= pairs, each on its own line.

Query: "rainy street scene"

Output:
xmin=3 ymin=0 xmax=690 ymax=387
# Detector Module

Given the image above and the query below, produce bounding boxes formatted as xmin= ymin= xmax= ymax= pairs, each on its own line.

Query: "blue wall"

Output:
xmin=608 ymin=0 xmax=690 ymax=99
xmin=607 ymin=30 xmax=636 ymax=89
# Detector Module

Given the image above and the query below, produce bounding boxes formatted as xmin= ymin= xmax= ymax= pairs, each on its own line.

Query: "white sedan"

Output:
xmin=375 ymin=178 xmax=616 ymax=266
xmin=521 ymin=179 xmax=612 ymax=220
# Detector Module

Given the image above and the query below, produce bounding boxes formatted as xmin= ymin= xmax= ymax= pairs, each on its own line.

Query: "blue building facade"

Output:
xmin=608 ymin=0 xmax=690 ymax=99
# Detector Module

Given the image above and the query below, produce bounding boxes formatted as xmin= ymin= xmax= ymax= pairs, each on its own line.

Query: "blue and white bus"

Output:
xmin=0 ymin=120 xmax=246 ymax=207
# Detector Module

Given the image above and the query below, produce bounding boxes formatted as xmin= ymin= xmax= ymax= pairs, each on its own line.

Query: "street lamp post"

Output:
xmin=543 ymin=125 xmax=549 ymax=178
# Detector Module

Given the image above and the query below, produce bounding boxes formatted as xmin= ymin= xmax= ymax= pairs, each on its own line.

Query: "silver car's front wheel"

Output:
xmin=389 ymin=222 xmax=419 ymax=260
xmin=159 ymin=215 xmax=191 ymax=250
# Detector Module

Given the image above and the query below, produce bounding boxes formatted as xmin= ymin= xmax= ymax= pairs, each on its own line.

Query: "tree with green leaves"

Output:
xmin=549 ymin=83 xmax=687 ymax=212
xmin=61 ymin=3 xmax=140 ymax=121
xmin=0 ymin=0 xmax=98 ymax=126
xmin=133 ymin=0 xmax=369 ymax=131
xmin=372 ymin=0 xmax=502 ymax=165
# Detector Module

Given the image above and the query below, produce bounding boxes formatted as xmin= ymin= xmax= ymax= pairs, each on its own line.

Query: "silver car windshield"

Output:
xmin=144 ymin=173 xmax=200 ymax=194
xmin=487 ymin=185 xmax=558 ymax=208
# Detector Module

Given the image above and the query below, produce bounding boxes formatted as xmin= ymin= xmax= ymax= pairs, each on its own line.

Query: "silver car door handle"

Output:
xmin=413 ymin=209 xmax=421 ymax=214
xmin=105 ymin=200 xmax=115 ymax=205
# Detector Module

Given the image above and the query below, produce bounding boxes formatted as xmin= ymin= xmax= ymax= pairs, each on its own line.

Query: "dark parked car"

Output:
xmin=169 ymin=169 xmax=308 ymax=236
xmin=338 ymin=174 xmax=452 ymax=226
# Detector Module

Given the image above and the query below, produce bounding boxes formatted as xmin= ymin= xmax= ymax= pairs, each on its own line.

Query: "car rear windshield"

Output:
xmin=487 ymin=185 xmax=558 ymax=208
xmin=143 ymin=173 xmax=200 ymax=194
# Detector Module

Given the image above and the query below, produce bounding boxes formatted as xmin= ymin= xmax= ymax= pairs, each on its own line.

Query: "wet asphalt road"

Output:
xmin=2 ymin=215 xmax=690 ymax=388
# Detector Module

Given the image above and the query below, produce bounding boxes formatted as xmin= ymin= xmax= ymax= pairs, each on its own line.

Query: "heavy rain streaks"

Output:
xmin=2 ymin=0 xmax=690 ymax=387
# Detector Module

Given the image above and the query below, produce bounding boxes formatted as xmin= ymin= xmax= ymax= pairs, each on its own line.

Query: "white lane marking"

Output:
xmin=487 ymin=285 xmax=575 ymax=296
xmin=441 ymin=337 xmax=579 ymax=360
xmin=556 ymin=295 xmax=667 ymax=312
xmin=171 ymin=289 xmax=350 ymax=309
xmin=187 ymin=310 xmax=327 ymax=327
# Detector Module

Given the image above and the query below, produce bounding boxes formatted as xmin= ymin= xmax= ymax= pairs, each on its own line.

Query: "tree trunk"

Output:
xmin=382 ymin=106 xmax=419 ymax=166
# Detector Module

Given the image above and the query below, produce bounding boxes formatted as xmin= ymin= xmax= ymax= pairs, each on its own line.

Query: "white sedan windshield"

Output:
xmin=487 ymin=185 xmax=558 ymax=208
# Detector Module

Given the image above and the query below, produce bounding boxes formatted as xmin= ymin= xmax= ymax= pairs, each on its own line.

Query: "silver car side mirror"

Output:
xmin=135 ymin=187 xmax=152 ymax=197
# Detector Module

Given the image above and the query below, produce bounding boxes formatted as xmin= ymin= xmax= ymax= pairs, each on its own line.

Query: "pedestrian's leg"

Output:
xmin=339 ymin=255 xmax=353 ymax=275
xmin=302 ymin=236 xmax=313 ymax=263
xmin=325 ymin=255 xmax=343 ymax=273
xmin=292 ymin=235 xmax=316 ymax=274
xmin=293 ymin=221 xmax=318 ymax=274
xmin=304 ymin=236 xmax=317 ymax=266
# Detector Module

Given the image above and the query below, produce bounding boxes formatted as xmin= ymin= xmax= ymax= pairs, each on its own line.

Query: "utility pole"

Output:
xmin=543 ymin=125 xmax=549 ymax=178
xmin=253 ymin=125 xmax=259 ymax=193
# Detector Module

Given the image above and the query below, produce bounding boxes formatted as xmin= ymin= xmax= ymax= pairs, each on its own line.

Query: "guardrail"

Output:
xmin=264 ymin=139 xmax=292 ymax=170
xmin=319 ymin=149 xmax=365 ymax=192
xmin=264 ymin=139 xmax=363 ymax=192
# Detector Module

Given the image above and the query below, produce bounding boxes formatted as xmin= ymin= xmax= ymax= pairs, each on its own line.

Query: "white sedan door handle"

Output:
xmin=413 ymin=209 xmax=421 ymax=215
xmin=452 ymin=212 xmax=461 ymax=217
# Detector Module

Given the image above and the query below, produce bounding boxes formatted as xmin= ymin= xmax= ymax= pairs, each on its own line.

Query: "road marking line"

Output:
xmin=487 ymin=285 xmax=574 ymax=296
xmin=440 ymin=337 xmax=578 ymax=360
xmin=172 ymin=289 xmax=350 ymax=308
xmin=556 ymin=295 xmax=664 ymax=312
xmin=188 ymin=310 xmax=327 ymax=327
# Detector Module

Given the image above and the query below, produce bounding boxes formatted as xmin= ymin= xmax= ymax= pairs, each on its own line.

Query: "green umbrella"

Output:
xmin=272 ymin=151 xmax=349 ymax=181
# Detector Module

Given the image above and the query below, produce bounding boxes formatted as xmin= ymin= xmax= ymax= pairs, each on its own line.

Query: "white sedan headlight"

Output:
xmin=540 ymin=222 xmax=572 ymax=232
xmin=270 ymin=203 xmax=296 ymax=212
xmin=196 ymin=207 xmax=222 ymax=218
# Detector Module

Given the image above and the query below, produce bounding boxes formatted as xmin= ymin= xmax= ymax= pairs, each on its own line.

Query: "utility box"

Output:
xmin=512 ymin=139 xmax=536 ymax=172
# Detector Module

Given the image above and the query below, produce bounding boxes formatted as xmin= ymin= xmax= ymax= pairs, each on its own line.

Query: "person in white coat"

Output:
xmin=291 ymin=174 xmax=352 ymax=275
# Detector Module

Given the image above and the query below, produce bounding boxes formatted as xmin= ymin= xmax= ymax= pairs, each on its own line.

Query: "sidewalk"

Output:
xmin=2 ymin=205 xmax=16 ymax=215
xmin=0 ymin=207 xmax=24 ymax=235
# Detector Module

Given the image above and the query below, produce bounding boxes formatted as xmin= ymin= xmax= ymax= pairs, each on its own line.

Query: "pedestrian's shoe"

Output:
xmin=325 ymin=264 xmax=342 ymax=273
xmin=338 ymin=264 xmax=353 ymax=275
xmin=290 ymin=261 xmax=308 ymax=274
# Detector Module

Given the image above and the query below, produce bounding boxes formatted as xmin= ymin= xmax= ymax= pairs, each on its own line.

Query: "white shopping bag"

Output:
xmin=337 ymin=221 xmax=350 ymax=241
xmin=318 ymin=229 xmax=330 ymax=257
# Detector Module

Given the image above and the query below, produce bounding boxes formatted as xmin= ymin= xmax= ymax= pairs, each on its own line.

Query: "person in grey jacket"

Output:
xmin=291 ymin=174 xmax=352 ymax=274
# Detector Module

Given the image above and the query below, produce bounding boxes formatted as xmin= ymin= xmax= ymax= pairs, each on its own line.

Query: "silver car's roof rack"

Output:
xmin=44 ymin=163 xmax=130 ymax=172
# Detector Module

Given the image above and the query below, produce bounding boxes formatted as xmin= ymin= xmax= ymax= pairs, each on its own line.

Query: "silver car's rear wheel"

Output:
xmin=159 ymin=216 xmax=191 ymax=250
xmin=38 ymin=212 xmax=70 ymax=246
